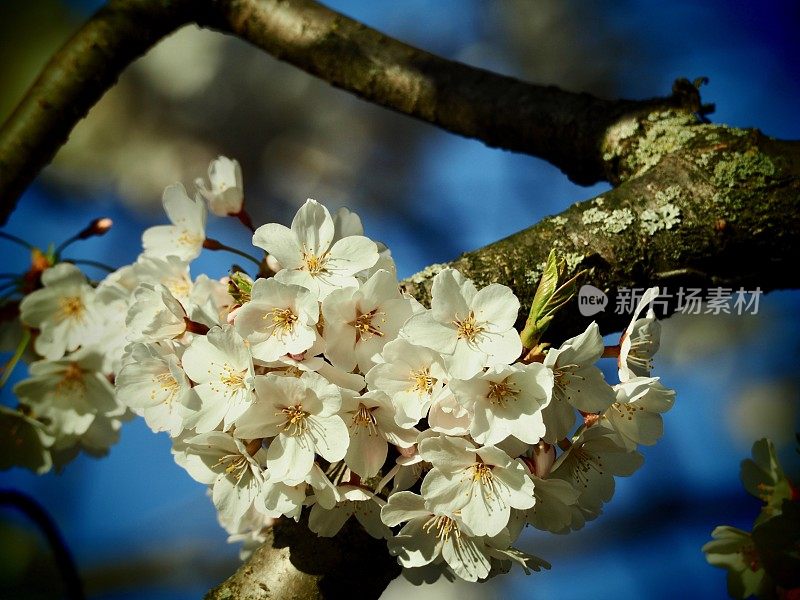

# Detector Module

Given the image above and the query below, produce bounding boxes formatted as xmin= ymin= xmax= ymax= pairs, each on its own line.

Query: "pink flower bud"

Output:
xmin=265 ymin=254 xmax=282 ymax=273
xmin=397 ymin=444 xmax=417 ymax=458
xmin=531 ymin=441 xmax=556 ymax=478
xmin=226 ymin=306 xmax=241 ymax=324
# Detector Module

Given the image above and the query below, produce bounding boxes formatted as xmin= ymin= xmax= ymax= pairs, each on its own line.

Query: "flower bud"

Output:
xmin=531 ymin=441 xmax=556 ymax=478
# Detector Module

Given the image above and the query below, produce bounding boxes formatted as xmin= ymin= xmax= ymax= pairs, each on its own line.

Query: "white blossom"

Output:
xmin=116 ymin=342 xmax=193 ymax=436
xmin=181 ymin=325 xmax=254 ymax=433
xmin=427 ymin=389 xmax=472 ymax=435
xmin=142 ymin=183 xmax=207 ymax=261
xmin=185 ymin=275 xmax=235 ymax=327
xmin=541 ymin=321 xmax=615 ymax=442
xmin=259 ymin=479 xmax=306 ymax=522
xmin=382 ymin=491 xmax=491 ymax=581
xmin=234 ymin=277 xmax=319 ymax=362
xmin=518 ymin=464 xmax=580 ymax=534
xmin=382 ymin=492 xmax=545 ymax=582
xmin=252 ymin=199 xmax=379 ymax=299
xmin=419 ymin=435 xmax=535 ymax=537
xmin=14 ymin=351 xmax=117 ymax=438
xmin=402 ymin=269 xmax=522 ymax=379
xmin=309 ymin=486 xmax=390 ymax=539
xmin=450 ymin=362 xmax=552 ymax=446
xmin=90 ymin=282 xmax=131 ymax=373
xmin=195 ymin=156 xmax=244 ymax=216
xmin=619 ymin=286 xmax=661 ymax=381
xmin=331 ymin=206 xmax=396 ymax=277
xmin=601 ymin=377 xmax=675 ymax=449
xmin=114 ymin=255 xmax=193 ymax=300
xmin=365 ymin=338 xmax=448 ymax=428
xmin=233 ymin=371 xmax=348 ymax=484
xmin=341 ymin=390 xmax=418 ymax=478
xmin=322 ymin=269 xmax=413 ymax=373
xmin=550 ymin=426 xmax=643 ymax=516
xmin=19 ymin=263 xmax=99 ymax=360
xmin=176 ymin=431 xmax=267 ymax=525
xmin=126 ymin=283 xmax=187 ymax=343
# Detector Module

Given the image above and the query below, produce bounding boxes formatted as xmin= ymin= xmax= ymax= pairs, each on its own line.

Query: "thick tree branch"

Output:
xmin=0 ymin=0 xmax=705 ymax=223
xmin=204 ymin=515 xmax=400 ymax=600
xmin=403 ymin=115 xmax=800 ymax=340
xmin=0 ymin=0 xmax=202 ymax=222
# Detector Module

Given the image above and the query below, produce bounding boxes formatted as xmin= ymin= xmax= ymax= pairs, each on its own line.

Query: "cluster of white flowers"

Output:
xmin=1 ymin=156 xmax=676 ymax=583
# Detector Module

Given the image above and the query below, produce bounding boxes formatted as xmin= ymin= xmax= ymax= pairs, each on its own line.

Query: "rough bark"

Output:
xmin=0 ymin=0 xmax=705 ymax=224
xmin=403 ymin=113 xmax=800 ymax=340
xmin=204 ymin=514 xmax=401 ymax=600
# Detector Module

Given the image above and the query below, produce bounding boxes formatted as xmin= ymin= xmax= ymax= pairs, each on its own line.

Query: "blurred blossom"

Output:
xmin=729 ymin=381 xmax=799 ymax=448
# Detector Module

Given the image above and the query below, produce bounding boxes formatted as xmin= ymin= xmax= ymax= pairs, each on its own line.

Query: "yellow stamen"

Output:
xmin=351 ymin=308 xmax=385 ymax=341
xmin=213 ymin=453 xmax=250 ymax=483
xmin=301 ymin=245 xmax=328 ymax=275
xmin=570 ymin=446 xmax=605 ymax=489
xmin=487 ymin=379 xmax=518 ymax=406
xmin=58 ymin=296 xmax=85 ymax=322
xmin=151 ymin=371 xmax=180 ymax=405
xmin=265 ymin=307 xmax=298 ymax=335
xmin=177 ymin=230 xmax=202 ymax=247
xmin=278 ymin=404 xmax=309 ymax=436
xmin=352 ymin=403 xmax=378 ymax=435
xmin=408 ymin=367 xmax=436 ymax=395
xmin=422 ymin=515 xmax=461 ymax=542
xmin=453 ymin=311 xmax=484 ymax=343
xmin=471 ymin=462 xmax=495 ymax=496
xmin=56 ymin=362 xmax=85 ymax=397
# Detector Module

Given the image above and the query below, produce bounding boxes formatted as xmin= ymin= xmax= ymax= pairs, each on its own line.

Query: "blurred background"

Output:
xmin=1 ymin=0 xmax=799 ymax=598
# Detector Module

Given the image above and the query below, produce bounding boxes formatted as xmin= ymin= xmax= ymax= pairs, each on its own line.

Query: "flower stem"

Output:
xmin=0 ymin=231 xmax=34 ymax=250
xmin=203 ymin=237 xmax=261 ymax=267
xmin=63 ymin=258 xmax=116 ymax=273
xmin=55 ymin=218 xmax=114 ymax=257
xmin=234 ymin=208 xmax=256 ymax=233
xmin=0 ymin=489 xmax=85 ymax=600
xmin=0 ymin=328 xmax=29 ymax=388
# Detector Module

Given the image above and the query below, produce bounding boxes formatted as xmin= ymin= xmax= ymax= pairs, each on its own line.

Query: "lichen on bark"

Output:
xmin=403 ymin=114 xmax=800 ymax=340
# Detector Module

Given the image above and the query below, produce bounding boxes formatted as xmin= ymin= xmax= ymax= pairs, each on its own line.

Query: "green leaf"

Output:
xmin=528 ymin=249 xmax=559 ymax=328
xmin=741 ymin=438 xmax=793 ymax=526
xmin=228 ymin=271 xmax=253 ymax=304
xmin=520 ymin=250 xmax=585 ymax=348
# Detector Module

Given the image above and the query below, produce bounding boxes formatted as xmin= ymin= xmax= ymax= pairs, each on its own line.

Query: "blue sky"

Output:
xmin=1 ymin=1 xmax=799 ymax=598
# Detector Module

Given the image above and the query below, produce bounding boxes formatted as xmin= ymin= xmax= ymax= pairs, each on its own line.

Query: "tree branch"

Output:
xmin=0 ymin=0 xmax=203 ymax=223
xmin=0 ymin=489 xmax=85 ymax=600
xmin=204 ymin=515 xmax=400 ymax=600
xmin=0 ymin=0 xmax=704 ymax=224
xmin=402 ymin=116 xmax=800 ymax=340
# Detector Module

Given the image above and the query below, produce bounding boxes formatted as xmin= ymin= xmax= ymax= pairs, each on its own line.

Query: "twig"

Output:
xmin=0 ymin=489 xmax=85 ymax=600
xmin=0 ymin=0 xmax=703 ymax=224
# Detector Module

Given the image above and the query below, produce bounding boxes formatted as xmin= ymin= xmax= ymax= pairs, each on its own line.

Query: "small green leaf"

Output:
xmin=741 ymin=438 xmax=793 ymax=526
xmin=520 ymin=250 xmax=585 ymax=348
xmin=228 ymin=271 xmax=253 ymax=304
